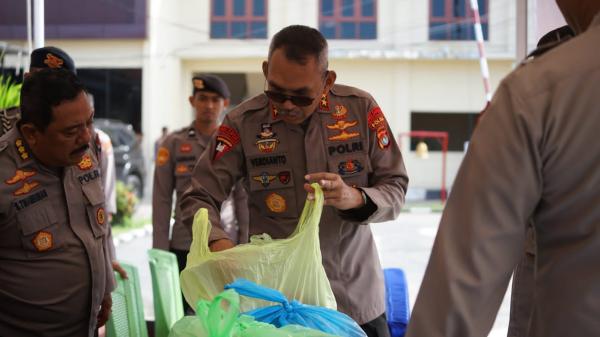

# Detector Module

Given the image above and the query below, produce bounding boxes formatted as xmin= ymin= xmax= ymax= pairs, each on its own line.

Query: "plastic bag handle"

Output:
xmin=225 ymin=278 xmax=289 ymax=305
xmin=196 ymin=289 xmax=240 ymax=337
xmin=290 ymin=183 xmax=323 ymax=237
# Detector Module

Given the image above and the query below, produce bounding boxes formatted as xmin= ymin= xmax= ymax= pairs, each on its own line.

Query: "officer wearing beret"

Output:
xmin=181 ymin=26 xmax=408 ymax=336
xmin=152 ymin=74 xmax=249 ymax=312
xmin=1 ymin=46 xmax=76 ymax=138
xmin=0 ymin=69 xmax=114 ymax=336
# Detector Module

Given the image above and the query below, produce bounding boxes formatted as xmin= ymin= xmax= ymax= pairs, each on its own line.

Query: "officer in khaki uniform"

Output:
xmin=181 ymin=26 xmax=408 ymax=336
xmin=153 ymin=75 xmax=248 ymax=311
xmin=406 ymin=2 xmax=600 ymax=336
xmin=0 ymin=69 xmax=114 ymax=336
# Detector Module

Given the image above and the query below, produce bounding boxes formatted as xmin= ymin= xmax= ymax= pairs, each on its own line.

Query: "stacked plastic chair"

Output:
xmin=384 ymin=268 xmax=410 ymax=337
xmin=106 ymin=262 xmax=149 ymax=337
xmin=148 ymin=249 xmax=185 ymax=337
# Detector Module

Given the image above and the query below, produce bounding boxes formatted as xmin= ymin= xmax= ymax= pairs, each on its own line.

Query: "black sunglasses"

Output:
xmin=263 ymin=90 xmax=315 ymax=107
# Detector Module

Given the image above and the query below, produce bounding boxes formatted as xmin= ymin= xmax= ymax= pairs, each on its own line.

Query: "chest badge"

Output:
xmin=278 ymin=171 xmax=291 ymax=184
xmin=77 ymin=154 xmax=93 ymax=170
xmin=14 ymin=180 xmax=40 ymax=196
xmin=256 ymin=123 xmax=279 ymax=153
xmin=97 ymin=208 xmax=106 ymax=226
xmin=265 ymin=192 xmax=287 ymax=213
xmin=253 ymin=172 xmax=277 ymax=187
xmin=32 ymin=231 xmax=53 ymax=252
xmin=326 ymin=120 xmax=360 ymax=141
xmin=179 ymin=143 xmax=192 ymax=153
xmin=157 ymin=147 xmax=170 ymax=166
xmin=176 ymin=163 xmax=189 ymax=174
xmin=331 ymin=105 xmax=348 ymax=120
xmin=338 ymin=159 xmax=364 ymax=176
xmin=5 ymin=169 xmax=37 ymax=185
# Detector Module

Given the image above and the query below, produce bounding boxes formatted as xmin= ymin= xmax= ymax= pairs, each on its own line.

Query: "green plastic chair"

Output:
xmin=106 ymin=262 xmax=149 ymax=337
xmin=148 ymin=249 xmax=184 ymax=337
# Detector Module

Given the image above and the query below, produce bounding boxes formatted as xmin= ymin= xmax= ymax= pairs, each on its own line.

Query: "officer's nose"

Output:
xmin=81 ymin=125 xmax=92 ymax=144
xmin=280 ymin=98 xmax=296 ymax=111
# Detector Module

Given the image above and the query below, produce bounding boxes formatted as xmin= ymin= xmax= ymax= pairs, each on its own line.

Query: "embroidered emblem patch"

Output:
xmin=256 ymin=123 xmax=279 ymax=153
xmin=15 ymin=139 xmax=29 ymax=160
xmin=367 ymin=107 xmax=387 ymax=131
xmin=44 ymin=53 xmax=64 ymax=69
xmin=319 ymin=93 xmax=330 ymax=111
xmin=77 ymin=154 xmax=93 ymax=170
xmin=327 ymin=119 xmax=360 ymax=141
xmin=376 ymin=127 xmax=391 ymax=150
xmin=14 ymin=181 xmax=40 ymax=196
xmin=253 ymin=172 xmax=277 ymax=187
xmin=180 ymin=143 xmax=192 ymax=153
xmin=97 ymin=208 xmax=106 ymax=226
xmin=5 ymin=169 xmax=37 ymax=185
xmin=213 ymin=125 xmax=241 ymax=161
xmin=32 ymin=231 xmax=53 ymax=251
xmin=331 ymin=105 xmax=348 ymax=120
xmin=193 ymin=79 xmax=204 ymax=89
xmin=176 ymin=163 xmax=189 ymax=174
xmin=278 ymin=171 xmax=291 ymax=184
xmin=338 ymin=160 xmax=364 ymax=176
xmin=157 ymin=147 xmax=170 ymax=166
xmin=265 ymin=193 xmax=286 ymax=213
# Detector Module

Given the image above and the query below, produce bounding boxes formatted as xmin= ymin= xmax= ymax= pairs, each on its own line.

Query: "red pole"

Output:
xmin=441 ymin=135 xmax=448 ymax=202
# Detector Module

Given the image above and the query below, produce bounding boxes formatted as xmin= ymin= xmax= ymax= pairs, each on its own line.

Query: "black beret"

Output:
xmin=30 ymin=46 xmax=76 ymax=74
xmin=192 ymin=74 xmax=230 ymax=99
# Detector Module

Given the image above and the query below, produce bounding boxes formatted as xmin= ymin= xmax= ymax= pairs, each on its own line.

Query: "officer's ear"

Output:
xmin=262 ymin=61 xmax=268 ymax=78
xmin=188 ymin=95 xmax=195 ymax=107
xmin=223 ymin=99 xmax=230 ymax=108
xmin=19 ymin=123 xmax=41 ymax=146
xmin=324 ymin=70 xmax=337 ymax=92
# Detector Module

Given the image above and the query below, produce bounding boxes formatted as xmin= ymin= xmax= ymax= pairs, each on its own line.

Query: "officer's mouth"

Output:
xmin=71 ymin=144 xmax=90 ymax=157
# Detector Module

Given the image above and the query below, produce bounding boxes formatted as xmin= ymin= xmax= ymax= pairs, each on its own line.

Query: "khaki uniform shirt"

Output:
xmin=181 ymin=84 xmax=408 ymax=324
xmin=0 ymin=128 xmax=115 ymax=337
xmin=153 ymin=124 xmax=247 ymax=251
xmin=406 ymin=14 xmax=600 ymax=337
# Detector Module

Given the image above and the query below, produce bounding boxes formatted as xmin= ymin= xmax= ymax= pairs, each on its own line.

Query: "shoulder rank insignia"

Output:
xmin=14 ymin=180 xmax=40 ymax=196
xmin=5 ymin=169 xmax=37 ymax=185
xmin=77 ymin=154 xmax=93 ymax=170
xmin=32 ymin=231 xmax=53 ymax=251
xmin=213 ymin=125 xmax=240 ymax=161
xmin=265 ymin=192 xmax=286 ymax=213
xmin=15 ymin=138 xmax=30 ymax=160
xmin=253 ymin=172 xmax=277 ymax=187
xmin=319 ymin=93 xmax=330 ymax=112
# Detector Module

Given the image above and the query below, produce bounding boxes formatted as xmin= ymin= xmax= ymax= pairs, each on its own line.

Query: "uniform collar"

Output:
xmin=187 ymin=122 xmax=197 ymax=138
xmin=592 ymin=12 xmax=600 ymax=28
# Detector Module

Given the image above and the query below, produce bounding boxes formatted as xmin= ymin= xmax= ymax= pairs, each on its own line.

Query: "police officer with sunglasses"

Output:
xmin=181 ymin=25 xmax=408 ymax=337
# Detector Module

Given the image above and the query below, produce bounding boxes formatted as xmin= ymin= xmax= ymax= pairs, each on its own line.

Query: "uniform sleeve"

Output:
xmin=180 ymin=116 xmax=246 ymax=245
xmin=101 ymin=137 xmax=117 ymax=215
xmin=340 ymin=98 xmax=409 ymax=224
xmin=152 ymin=136 xmax=176 ymax=250
xmin=405 ymin=80 xmax=543 ymax=337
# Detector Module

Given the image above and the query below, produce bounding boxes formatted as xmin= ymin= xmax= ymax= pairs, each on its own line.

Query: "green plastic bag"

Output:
xmin=168 ymin=289 xmax=338 ymax=337
xmin=181 ymin=183 xmax=337 ymax=313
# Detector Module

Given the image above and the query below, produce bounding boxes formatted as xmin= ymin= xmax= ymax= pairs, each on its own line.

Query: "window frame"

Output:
xmin=210 ymin=0 xmax=268 ymax=39
xmin=429 ymin=0 xmax=489 ymax=41
xmin=319 ymin=0 xmax=378 ymax=40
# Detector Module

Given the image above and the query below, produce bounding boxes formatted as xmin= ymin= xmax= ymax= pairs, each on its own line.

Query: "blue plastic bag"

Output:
xmin=225 ymin=279 xmax=366 ymax=337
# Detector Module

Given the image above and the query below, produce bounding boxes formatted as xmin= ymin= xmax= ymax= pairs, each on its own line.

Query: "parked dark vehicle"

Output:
xmin=94 ymin=118 xmax=146 ymax=198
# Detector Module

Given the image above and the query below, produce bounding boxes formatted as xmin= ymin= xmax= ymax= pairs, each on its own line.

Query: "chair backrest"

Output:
xmin=106 ymin=262 xmax=149 ymax=337
xmin=384 ymin=268 xmax=410 ymax=337
xmin=148 ymin=249 xmax=184 ymax=337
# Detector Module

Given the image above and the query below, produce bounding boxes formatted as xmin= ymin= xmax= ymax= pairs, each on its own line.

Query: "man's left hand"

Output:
xmin=304 ymin=173 xmax=364 ymax=210
xmin=97 ymin=293 xmax=112 ymax=328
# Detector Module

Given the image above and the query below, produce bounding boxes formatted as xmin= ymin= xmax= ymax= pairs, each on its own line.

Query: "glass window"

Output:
xmin=211 ymin=0 xmax=267 ymax=39
xmin=429 ymin=0 xmax=489 ymax=40
xmin=213 ymin=0 xmax=226 ymax=16
xmin=319 ymin=0 xmax=377 ymax=39
xmin=411 ymin=112 xmax=479 ymax=152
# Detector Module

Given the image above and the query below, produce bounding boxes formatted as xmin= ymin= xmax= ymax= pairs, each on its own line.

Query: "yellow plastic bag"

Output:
xmin=180 ymin=183 xmax=337 ymax=313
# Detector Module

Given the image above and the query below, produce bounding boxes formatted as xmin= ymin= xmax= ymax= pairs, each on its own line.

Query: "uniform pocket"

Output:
xmin=174 ymin=160 xmax=195 ymax=193
xmin=82 ymin=182 xmax=108 ymax=238
xmin=17 ymin=205 xmax=64 ymax=255
xmin=248 ymin=167 xmax=298 ymax=218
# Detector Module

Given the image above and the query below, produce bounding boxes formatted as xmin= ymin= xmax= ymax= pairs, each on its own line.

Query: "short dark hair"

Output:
xmin=20 ymin=68 xmax=86 ymax=131
xmin=268 ymin=25 xmax=328 ymax=71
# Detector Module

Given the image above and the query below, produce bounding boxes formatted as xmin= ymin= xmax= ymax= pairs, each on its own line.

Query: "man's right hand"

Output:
xmin=209 ymin=238 xmax=235 ymax=252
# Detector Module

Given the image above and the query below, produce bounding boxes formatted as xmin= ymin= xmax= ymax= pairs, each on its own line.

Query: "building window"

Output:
xmin=429 ymin=0 xmax=488 ymax=40
xmin=410 ymin=112 xmax=478 ymax=151
xmin=319 ymin=0 xmax=377 ymax=40
xmin=211 ymin=0 xmax=268 ymax=39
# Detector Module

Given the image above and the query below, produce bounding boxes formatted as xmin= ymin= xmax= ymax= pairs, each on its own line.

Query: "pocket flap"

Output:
xmin=82 ymin=183 xmax=104 ymax=205
xmin=17 ymin=206 xmax=58 ymax=235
